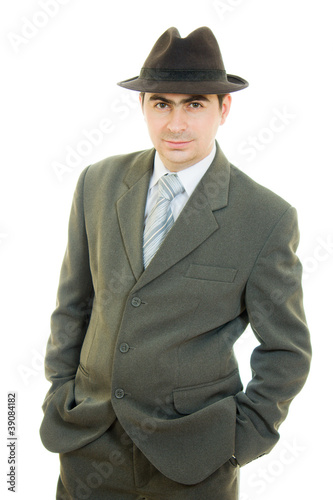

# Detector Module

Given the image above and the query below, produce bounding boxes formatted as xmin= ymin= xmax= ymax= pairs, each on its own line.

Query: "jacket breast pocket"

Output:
xmin=185 ymin=264 xmax=238 ymax=283
xmin=173 ymin=369 xmax=243 ymax=415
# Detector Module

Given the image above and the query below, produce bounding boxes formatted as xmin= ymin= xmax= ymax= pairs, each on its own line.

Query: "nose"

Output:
xmin=167 ymin=108 xmax=187 ymax=134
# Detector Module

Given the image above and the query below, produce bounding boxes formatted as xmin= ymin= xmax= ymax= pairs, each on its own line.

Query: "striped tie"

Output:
xmin=143 ymin=174 xmax=184 ymax=268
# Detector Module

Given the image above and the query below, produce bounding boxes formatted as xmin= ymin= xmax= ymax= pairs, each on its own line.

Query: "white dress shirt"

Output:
xmin=144 ymin=142 xmax=217 ymax=224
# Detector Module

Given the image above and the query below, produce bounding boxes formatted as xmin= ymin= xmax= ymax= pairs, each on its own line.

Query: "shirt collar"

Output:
xmin=150 ymin=142 xmax=217 ymax=197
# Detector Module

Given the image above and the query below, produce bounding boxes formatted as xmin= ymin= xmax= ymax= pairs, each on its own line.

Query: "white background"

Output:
xmin=1 ymin=0 xmax=332 ymax=498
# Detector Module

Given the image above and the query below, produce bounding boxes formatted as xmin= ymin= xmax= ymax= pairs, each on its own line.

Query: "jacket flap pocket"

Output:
xmin=185 ymin=264 xmax=237 ymax=283
xmin=173 ymin=370 xmax=242 ymax=415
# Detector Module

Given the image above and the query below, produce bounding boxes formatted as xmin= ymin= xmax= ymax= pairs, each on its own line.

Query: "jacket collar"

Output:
xmin=116 ymin=141 xmax=231 ymax=287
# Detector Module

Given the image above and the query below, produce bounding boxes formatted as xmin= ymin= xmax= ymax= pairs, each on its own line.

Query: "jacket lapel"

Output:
xmin=116 ymin=149 xmax=155 ymax=281
xmin=131 ymin=143 xmax=231 ymax=292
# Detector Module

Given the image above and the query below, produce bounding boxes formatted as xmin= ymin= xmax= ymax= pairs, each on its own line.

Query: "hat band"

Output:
xmin=140 ymin=68 xmax=227 ymax=82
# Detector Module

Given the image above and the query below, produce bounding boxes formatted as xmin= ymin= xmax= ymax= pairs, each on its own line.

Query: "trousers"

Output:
xmin=56 ymin=419 xmax=239 ymax=500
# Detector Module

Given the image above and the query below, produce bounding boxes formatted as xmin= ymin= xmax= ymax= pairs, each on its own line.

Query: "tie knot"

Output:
xmin=158 ymin=174 xmax=184 ymax=201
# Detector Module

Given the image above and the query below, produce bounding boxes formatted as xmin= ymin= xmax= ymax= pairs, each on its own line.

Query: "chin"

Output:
xmin=166 ymin=151 xmax=193 ymax=163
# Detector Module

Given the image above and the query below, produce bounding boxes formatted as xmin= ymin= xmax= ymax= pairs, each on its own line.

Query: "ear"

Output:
xmin=220 ymin=94 xmax=232 ymax=126
xmin=139 ymin=93 xmax=145 ymax=112
xmin=139 ymin=93 xmax=147 ymax=123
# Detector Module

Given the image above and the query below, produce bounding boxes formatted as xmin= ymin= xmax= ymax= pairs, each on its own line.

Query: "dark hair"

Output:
xmin=140 ymin=92 xmax=225 ymax=109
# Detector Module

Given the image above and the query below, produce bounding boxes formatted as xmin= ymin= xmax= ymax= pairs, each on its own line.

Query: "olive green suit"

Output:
xmin=40 ymin=143 xmax=311 ymax=491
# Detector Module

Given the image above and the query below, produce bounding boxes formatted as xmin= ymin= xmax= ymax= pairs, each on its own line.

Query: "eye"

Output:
xmin=189 ymin=102 xmax=203 ymax=109
xmin=155 ymin=102 xmax=169 ymax=110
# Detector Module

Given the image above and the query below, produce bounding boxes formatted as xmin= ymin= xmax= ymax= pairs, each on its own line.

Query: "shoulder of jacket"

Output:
xmin=229 ymin=163 xmax=291 ymax=216
xmin=85 ymin=148 xmax=153 ymax=179
xmin=74 ymin=148 xmax=154 ymax=203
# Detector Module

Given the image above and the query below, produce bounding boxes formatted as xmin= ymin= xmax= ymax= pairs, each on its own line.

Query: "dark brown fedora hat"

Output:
xmin=117 ymin=27 xmax=248 ymax=94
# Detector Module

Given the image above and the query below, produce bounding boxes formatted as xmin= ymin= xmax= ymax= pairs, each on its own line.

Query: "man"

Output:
xmin=40 ymin=27 xmax=311 ymax=499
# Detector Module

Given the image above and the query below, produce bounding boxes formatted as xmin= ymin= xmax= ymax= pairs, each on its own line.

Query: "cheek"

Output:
xmin=206 ymin=116 xmax=223 ymax=136
xmin=195 ymin=113 xmax=219 ymax=131
xmin=194 ymin=119 xmax=218 ymax=141
xmin=146 ymin=117 xmax=164 ymax=137
xmin=146 ymin=122 xmax=159 ymax=141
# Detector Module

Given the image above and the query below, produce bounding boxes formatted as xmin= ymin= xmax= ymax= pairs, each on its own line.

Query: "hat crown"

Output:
xmin=117 ymin=26 xmax=248 ymax=94
xmin=143 ymin=27 xmax=225 ymax=71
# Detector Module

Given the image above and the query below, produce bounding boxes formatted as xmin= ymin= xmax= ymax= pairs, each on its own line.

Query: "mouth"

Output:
xmin=164 ymin=140 xmax=193 ymax=149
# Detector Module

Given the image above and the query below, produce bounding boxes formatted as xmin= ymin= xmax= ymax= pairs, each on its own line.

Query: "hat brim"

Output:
xmin=117 ymin=74 xmax=248 ymax=94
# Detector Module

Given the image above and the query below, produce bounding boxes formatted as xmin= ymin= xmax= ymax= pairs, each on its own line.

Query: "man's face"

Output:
xmin=140 ymin=93 xmax=231 ymax=172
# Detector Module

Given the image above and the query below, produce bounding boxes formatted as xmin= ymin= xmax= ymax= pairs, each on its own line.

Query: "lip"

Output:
xmin=164 ymin=140 xmax=193 ymax=149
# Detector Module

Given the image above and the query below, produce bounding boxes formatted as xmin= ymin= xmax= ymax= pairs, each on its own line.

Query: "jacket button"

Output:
xmin=131 ymin=297 xmax=142 ymax=307
xmin=115 ymin=388 xmax=125 ymax=399
xmin=119 ymin=343 xmax=130 ymax=353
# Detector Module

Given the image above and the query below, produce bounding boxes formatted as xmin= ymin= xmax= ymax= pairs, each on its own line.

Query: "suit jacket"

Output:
xmin=40 ymin=142 xmax=311 ymax=485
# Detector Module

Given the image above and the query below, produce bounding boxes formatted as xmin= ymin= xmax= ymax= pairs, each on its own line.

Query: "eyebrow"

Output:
xmin=148 ymin=94 xmax=211 ymax=105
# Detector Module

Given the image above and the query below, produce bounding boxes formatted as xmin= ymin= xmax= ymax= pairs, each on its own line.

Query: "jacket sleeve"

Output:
xmin=42 ymin=167 xmax=94 ymax=408
xmin=234 ymin=205 xmax=312 ymax=466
